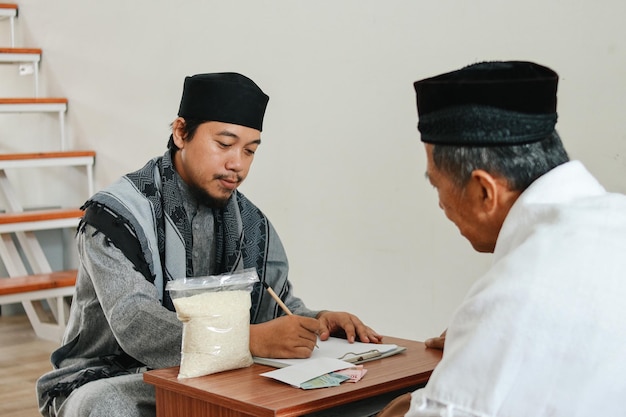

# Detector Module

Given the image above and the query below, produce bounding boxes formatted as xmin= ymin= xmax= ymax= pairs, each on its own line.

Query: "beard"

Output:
xmin=188 ymin=182 xmax=231 ymax=208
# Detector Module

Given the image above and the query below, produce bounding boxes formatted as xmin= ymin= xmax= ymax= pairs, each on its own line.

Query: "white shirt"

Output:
xmin=406 ymin=161 xmax=626 ymax=417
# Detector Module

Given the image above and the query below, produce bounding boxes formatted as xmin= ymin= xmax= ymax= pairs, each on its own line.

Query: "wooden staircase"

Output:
xmin=0 ymin=3 xmax=95 ymax=342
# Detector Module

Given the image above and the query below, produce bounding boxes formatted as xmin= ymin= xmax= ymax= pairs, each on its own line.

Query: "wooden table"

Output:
xmin=144 ymin=336 xmax=442 ymax=417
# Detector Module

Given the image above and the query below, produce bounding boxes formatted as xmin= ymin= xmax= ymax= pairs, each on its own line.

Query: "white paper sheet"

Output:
xmin=254 ymin=336 xmax=402 ymax=367
xmin=260 ymin=357 xmax=355 ymax=387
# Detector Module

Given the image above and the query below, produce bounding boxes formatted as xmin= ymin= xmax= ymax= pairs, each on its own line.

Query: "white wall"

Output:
xmin=2 ymin=0 xmax=625 ymax=341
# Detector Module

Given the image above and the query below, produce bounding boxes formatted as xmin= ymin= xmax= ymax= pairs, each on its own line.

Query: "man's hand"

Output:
xmin=425 ymin=329 xmax=446 ymax=350
xmin=249 ymin=315 xmax=319 ymax=358
xmin=316 ymin=311 xmax=383 ymax=344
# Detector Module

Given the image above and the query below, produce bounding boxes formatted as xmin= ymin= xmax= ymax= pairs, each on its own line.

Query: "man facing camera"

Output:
xmin=37 ymin=72 xmax=381 ymax=417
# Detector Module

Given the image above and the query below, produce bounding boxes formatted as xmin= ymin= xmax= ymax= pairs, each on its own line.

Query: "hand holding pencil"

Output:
xmin=262 ymin=281 xmax=319 ymax=348
xmin=255 ymin=281 xmax=381 ymax=358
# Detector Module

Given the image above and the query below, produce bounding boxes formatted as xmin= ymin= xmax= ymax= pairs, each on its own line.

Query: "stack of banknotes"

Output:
xmin=301 ymin=365 xmax=368 ymax=389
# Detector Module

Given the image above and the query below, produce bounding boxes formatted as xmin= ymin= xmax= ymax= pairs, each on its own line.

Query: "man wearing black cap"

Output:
xmin=36 ymin=72 xmax=381 ymax=417
xmin=378 ymin=61 xmax=626 ymax=416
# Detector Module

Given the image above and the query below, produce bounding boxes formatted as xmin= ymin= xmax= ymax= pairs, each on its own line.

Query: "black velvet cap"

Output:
xmin=177 ymin=72 xmax=269 ymax=131
xmin=413 ymin=61 xmax=559 ymax=146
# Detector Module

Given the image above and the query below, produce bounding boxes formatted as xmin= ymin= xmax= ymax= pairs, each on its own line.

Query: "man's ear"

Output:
xmin=468 ymin=169 xmax=520 ymax=224
xmin=468 ymin=169 xmax=501 ymax=215
xmin=171 ymin=117 xmax=186 ymax=149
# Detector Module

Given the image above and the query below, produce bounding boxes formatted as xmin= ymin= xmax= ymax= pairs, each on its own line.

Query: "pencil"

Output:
xmin=262 ymin=281 xmax=319 ymax=348
xmin=262 ymin=281 xmax=293 ymax=316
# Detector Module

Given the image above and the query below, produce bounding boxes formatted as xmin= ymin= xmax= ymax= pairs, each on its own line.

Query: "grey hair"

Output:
xmin=431 ymin=131 xmax=570 ymax=191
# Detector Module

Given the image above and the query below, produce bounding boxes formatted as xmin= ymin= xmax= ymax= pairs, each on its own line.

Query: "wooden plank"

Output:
xmin=0 ymin=48 xmax=41 ymax=65
xmin=0 ymin=47 xmax=41 ymax=54
xmin=0 ymin=3 xmax=17 ymax=14
xmin=0 ymin=209 xmax=83 ymax=234
xmin=0 ymin=150 xmax=96 ymax=171
xmin=0 ymin=270 xmax=77 ymax=296
xmin=0 ymin=97 xmax=67 ymax=104
xmin=0 ymin=150 xmax=95 ymax=161
xmin=0 ymin=208 xmax=83 ymax=224
xmin=0 ymin=98 xmax=68 ymax=115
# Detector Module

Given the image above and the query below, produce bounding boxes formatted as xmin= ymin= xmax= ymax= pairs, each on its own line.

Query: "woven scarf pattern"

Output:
xmin=86 ymin=150 xmax=270 ymax=318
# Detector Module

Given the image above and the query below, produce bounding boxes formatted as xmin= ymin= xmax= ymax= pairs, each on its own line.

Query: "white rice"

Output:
xmin=173 ymin=289 xmax=252 ymax=379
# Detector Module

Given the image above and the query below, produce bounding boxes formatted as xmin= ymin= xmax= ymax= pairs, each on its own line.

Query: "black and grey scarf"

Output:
xmin=80 ymin=149 xmax=270 ymax=319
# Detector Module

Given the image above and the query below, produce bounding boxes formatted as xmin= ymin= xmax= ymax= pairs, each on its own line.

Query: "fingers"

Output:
xmin=250 ymin=316 xmax=320 ymax=358
xmin=317 ymin=311 xmax=382 ymax=344
xmin=424 ymin=336 xmax=445 ymax=350
xmin=318 ymin=321 xmax=331 ymax=341
xmin=298 ymin=325 xmax=320 ymax=348
xmin=357 ymin=326 xmax=384 ymax=344
xmin=281 ymin=315 xmax=319 ymax=348
xmin=343 ymin=321 xmax=358 ymax=343
xmin=297 ymin=315 xmax=321 ymax=333
xmin=425 ymin=329 xmax=446 ymax=350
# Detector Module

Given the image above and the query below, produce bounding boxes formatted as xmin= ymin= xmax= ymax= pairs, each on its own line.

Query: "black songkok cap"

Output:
xmin=178 ymin=72 xmax=269 ymax=131
xmin=413 ymin=61 xmax=559 ymax=146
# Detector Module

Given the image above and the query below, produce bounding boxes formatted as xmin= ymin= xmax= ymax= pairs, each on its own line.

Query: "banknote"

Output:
xmin=333 ymin=365 xmax=368 ymax=383
xmin=300 ymin=365 xmax=368 ymax=389
xmin=300 ymin=372 xmax=351 ymax=389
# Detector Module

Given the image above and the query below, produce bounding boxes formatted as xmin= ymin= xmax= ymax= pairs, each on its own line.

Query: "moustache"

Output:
xmin=214 ymin=174 xmax=242 ymax=183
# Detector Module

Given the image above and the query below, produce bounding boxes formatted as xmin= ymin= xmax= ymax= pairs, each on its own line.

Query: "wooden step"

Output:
xmin=0 ymin=47 xmax=41 ymax=64
xmin=0 ymin=3 xmax=18 ymax=18
xmin=0 ymin=99 xmax=69 ymax=148
xmin=0 ymin=208 xmax=83 ymax=233
xmin=0 ymin=97 xmax=67 ymax=113
xmin=0 ymin=150 xmax=95 ymax=169
xmin=0 ymin=151 xmax=96 ymax=198
xmin=0 ymin=270 xmax=76 ymax=338
xmin=0 ymin=270 xmax=76 ymax=297
xmin=0 ymin=48 xmax=42 ymax=96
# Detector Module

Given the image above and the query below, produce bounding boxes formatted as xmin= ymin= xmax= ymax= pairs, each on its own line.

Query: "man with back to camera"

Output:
xmin=377 ymin=61 xmax=626 ymax=417
xmin=36 ymin=72 xmax=382 ymax=417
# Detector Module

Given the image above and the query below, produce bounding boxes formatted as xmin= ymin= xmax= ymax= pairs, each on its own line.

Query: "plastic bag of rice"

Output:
xmin=166 ymin=268 xmax=259 ymax=379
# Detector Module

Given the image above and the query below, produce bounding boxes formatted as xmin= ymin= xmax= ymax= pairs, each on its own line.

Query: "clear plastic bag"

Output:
xmin=166 ymin=268 xmax=259 ymax=379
